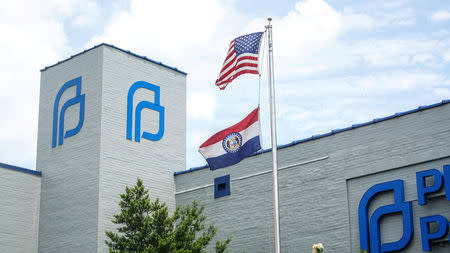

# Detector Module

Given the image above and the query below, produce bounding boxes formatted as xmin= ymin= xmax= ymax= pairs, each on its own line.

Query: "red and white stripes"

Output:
xmin=215 ymin=40 xmax=259 ymax=90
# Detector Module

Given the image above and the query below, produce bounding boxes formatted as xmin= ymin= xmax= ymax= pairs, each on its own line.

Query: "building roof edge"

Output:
xmin=40 ymin=43 xmax=187 ymax=75
xmin=0 ymin=162 xmax=42 ymax=176
xmin=174 ymin=99 xmax=450 ymax=176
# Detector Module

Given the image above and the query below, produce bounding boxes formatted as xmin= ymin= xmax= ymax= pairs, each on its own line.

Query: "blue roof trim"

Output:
xmin=41 ymin=43 xmax=187 ymax=75
xmin=0 ymin=162 xmax=41 ymax=176
xmin=174 ymin=164 xmax=209 ymax=175
xmin=174 ymin=99 xmax=450 ymax=176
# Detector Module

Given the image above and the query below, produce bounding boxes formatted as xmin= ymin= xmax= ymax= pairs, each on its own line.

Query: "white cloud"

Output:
xmin=412 ymin=53 xmax=433 ymax=64
xmin=378 ymin=8 xmax=416 ymax=25
xmin=190 ymin=131 xmax=209 ymax=148
xmin=278 ymin=70 xmax=444 ymax=100
xmin=357 ymin=71 xmax=443 ymax=92
xmin=87 ymin=0 xmax=248 ymax=93
xmin=0 ymin=0 xmax=69 ymax=169
xmin=90 ymin=0 xmax=431 ymax=90
xmin=431 ymin=10 xmax=450 ymax=22
xmin=342 ymin=7 xmax=416 ymax=30
xmin=341 ymin=8 xmax=379 ymax=31
xmin=372 ymin=0 xmax=411 ymax=9
xmin=2 ymin=0 xmax=449 ymax=170
xmin=71 ymin=1 xmax=102 ymax=28
xmin=88 ymin=0 xmax=230 ymax=59
xmin=433 ymin=88 xmax=450 ymax=97
xmin=275 ymin=0 xmax=341 ymax=59
xmin=187 ymin=92 xmax=217 ymax=120
xmin=273 ymin=37 xmax=446 ymax=79
xmin=260 ymin=0 xmax=424 ymax=79
xmin=443 ymin=49 xmax=450 ymax=62
xmin=354 ymin=39 xmax=439 ymax=67
xmin=39 ymin=0 xmax=103 ymax=28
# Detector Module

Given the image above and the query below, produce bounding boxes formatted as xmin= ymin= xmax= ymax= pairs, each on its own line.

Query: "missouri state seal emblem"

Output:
xmin=222 ymin=132 xmax=243 ymax=153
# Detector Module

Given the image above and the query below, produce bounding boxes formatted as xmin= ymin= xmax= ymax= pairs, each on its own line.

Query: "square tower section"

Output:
xmin=36 ymin=44 xmax=186 ymax=253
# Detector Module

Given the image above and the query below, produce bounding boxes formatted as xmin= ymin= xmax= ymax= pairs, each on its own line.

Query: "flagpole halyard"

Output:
xmin=266 ymin=16 xmax=281 ymax=253
xmin=258 ymin=30 xmax=267 ymax=107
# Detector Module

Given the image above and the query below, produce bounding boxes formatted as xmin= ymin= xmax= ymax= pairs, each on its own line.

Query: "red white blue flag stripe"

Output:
xmin=215 ymin=32 xmax=264 ymax=90
xmin=199 ymin=108 xmax=261 ymax=170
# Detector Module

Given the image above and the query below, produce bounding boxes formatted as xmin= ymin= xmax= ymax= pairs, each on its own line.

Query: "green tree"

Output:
xmin=214 ymin=238 xmax=232 ymax=253
xmin=105 ymin=178 xmax=231 ymax=253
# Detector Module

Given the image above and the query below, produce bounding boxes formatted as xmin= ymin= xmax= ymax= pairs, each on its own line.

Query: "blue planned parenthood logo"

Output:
xmin=126 ymin=81 xmax=165 ymax=142
xmin=358 ymin=180 xmax=413 ymax=253
xmin=52 ymin=76 xmax=85 ymax=147
xmin=358 ymin=165 xmax=450 ymax=253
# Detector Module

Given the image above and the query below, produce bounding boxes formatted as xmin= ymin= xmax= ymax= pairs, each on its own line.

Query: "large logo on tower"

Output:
xmin=126 ymin=81 xmax=164 ymax=142
xmin=52 ymin=76 xmax=85 ymax=147
xmin=358 ymin=165 xmax=450 ymax=253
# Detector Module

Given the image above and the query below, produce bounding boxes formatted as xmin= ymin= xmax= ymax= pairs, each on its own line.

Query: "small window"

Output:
xmin=218 ymin=183 xmax=227 ymax=191
xmin=214 ymin=175 xmax=230 ymax=198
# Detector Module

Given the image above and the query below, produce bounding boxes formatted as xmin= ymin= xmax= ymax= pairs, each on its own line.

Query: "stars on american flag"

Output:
xmin=215 ymin=32 xmax=264 ymax=90
xmin=235 ymin=32 xmax=263 ymax=56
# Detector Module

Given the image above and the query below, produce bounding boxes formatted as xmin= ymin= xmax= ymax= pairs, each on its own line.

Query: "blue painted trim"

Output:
xmin=41 ymin=43 xmax=187 ymax=75
xmin=174 ymin=99 xmax=450 ymax=175
xmin=174 ymin=164 xmax=209 ymax=175
xmin=0 ymin=162 xmax=41 ymax=176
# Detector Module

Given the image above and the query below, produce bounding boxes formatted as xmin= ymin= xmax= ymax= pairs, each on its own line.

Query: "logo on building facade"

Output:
xmin=52 ymin=76 xmax=85 ymax=147
xmin=126 ymin=81 xmax=164 ymax=142
xmin=358 ymin=180 xmax=413 ymax=253
xmin=358 ymin=165 xmax=450 ymax=253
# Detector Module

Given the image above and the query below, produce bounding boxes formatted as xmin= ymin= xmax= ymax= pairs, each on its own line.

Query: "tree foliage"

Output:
xmin=105 ymin=178 xmax=231 ymax=253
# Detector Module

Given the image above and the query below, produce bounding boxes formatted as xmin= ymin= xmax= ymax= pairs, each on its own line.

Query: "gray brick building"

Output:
xmin=1 ymin=44 xmax=449 ymax=252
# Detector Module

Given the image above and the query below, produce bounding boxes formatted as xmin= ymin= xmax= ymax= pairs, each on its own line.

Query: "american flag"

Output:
xmin=216 ymin=32 xmax=264 ymax=90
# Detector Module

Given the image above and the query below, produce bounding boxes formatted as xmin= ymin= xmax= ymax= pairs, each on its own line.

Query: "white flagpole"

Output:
xmin=265 ymin=16 xmax=281 ymax=253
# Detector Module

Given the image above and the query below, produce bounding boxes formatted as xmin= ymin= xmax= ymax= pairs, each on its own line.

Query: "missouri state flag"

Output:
xmin=199 ymin=108 xmax=262 ymax=170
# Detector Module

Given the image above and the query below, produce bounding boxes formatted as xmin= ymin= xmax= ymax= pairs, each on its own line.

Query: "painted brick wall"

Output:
xmin=36 ymin=47 xmax=103 ymax=252
xmin=347 ymin=158 xmax=450 ymax=253
xmin=175 ymin=103 xmax=450 ymax=252
xmin=36 ymin=45 xmax=186 ymax=253
xmin=97 ymin=46 xmax=186 ymax=252
xmin=0 ymin=167 xmax=41 ymax=253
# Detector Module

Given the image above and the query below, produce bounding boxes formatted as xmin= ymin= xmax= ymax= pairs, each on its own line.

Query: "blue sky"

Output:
xmin=1 ymin=0 xmax=450 ymax=170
